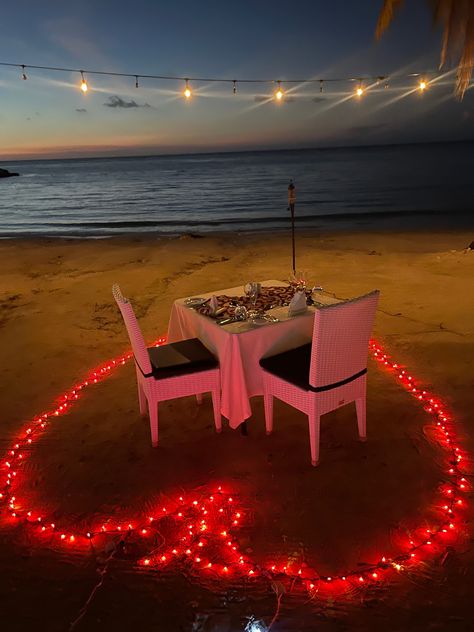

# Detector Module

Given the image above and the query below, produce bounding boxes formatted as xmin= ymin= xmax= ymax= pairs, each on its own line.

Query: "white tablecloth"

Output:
xmin=167 ymin=280 xmax=340 ymax=428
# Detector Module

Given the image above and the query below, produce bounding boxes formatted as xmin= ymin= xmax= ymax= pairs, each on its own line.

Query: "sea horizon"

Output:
xmin=1 ymin=141 xmax=473 ymax=239
xmin=1 ymin=137 xmax=473 ymax=165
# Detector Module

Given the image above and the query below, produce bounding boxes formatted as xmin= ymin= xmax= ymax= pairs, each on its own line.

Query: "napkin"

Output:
xmin=288 ymin=290 xmax=308 ymax=316
xmin=208 ymin=295 xmax=219 ymax=315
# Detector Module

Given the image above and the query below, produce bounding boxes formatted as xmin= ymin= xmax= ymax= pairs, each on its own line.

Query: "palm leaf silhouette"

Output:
xmin=376 ymin=0 xmax=474 ymax=98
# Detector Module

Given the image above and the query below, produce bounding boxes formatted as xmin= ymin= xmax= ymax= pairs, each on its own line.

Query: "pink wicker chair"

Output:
xmin=112 ymin=284 xmax=221 ymax=447
xmin=260 ymin=290 xmax=379 ymax=466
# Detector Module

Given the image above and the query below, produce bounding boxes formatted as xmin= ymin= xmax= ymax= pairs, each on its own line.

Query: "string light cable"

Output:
xmin=0 ymin=60 xmax=453 ymax=99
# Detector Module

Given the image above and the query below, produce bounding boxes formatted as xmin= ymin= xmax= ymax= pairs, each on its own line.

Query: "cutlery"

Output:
xmin=217 ymin=317 xmax=236 ymax=326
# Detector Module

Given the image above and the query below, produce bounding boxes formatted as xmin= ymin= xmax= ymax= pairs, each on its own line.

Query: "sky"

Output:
xmin=0 ymin=0 xmax=472 ymax=159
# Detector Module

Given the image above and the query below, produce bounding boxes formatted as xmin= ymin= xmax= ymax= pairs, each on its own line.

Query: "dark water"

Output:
xmin=0 ymin=142 xmax=472 ymax=237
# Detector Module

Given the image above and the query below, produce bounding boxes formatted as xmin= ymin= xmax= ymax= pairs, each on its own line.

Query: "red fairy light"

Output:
xmin=0 ymin=337 xmax=470 ymax=598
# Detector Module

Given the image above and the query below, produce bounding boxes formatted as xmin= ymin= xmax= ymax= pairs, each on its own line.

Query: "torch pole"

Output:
xmin=288 ymin=180 xmax=296 ymax=275
xmin=290 ymin=203 xmax=296 ymax=275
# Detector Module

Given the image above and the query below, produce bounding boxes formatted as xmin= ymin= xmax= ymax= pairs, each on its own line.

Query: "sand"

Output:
xmin=0 ymin=230 xmax=473 ymax=631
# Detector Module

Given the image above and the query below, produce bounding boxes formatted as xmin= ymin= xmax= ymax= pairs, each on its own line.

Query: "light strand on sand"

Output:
xmin=0 ymin=60 xmax=448 ymax=100
xmin=0 ymin=337 xmax=469 ymax=597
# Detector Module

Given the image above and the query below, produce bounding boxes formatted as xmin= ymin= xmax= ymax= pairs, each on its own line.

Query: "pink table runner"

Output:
xmin=167 ymin=280 xmax=340 ymax=428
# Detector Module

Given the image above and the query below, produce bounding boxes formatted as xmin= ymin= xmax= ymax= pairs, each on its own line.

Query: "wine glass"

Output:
xmin=244 ymin=282 xmax=258 ymax=307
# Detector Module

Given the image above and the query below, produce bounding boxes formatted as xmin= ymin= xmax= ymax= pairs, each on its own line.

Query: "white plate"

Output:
xmin=184 ymin=297 xmax=208 ymax=307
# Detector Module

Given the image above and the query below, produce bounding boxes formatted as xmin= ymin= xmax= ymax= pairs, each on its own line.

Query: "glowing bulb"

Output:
xmin=356 ymin=87 xmax=364 ymax=97
xmin=275 ymin=80 xmax=284 ymax=101
xmin=419 ymin=80 xmax=427 ymax=92
xmin=184 ymin=79 xmax=192 ymax=99
xmin=80 ymin=71 xmax=88 ymax=93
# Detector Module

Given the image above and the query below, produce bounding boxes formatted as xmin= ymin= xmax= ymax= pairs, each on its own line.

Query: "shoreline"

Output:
xmin=1 ymin=209 xmax=473 ymax=238
xmin=0 ymin=222 xmax=473 ymax=243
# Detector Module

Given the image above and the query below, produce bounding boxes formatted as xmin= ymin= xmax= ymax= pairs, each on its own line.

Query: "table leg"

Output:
xmin=240 ymin=421 xmax=248 ymax=436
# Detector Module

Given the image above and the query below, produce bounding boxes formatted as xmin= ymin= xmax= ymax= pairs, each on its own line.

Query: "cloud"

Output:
xmin=103 ymin=96 xmax=151 ymax=109
xmin=75 ymin=108 xmax=87 ymax=113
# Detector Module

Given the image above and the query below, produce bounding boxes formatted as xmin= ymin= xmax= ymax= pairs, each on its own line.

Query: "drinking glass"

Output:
xmin=234 ymin=305 xmax=248 ymax=321
xmin=244 ymin=282 xmax=258 ymax=307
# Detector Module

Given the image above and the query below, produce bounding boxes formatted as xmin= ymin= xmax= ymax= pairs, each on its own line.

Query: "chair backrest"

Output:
xmin=309 ymin=290 xmax=380 ymax=389
xmin=112 ymin=284 xmax=153 ymax=376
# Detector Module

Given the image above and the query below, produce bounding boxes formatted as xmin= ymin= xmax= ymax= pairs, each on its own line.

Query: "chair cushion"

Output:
xmin=260 ymin=343 xmax=312 ymax=391
xmin=146 ymin=338 xmax=218 ymax=380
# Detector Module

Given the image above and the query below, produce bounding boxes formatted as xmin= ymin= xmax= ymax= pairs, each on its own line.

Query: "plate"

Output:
xmin=184 ymin=297 xmax=208 ymax=307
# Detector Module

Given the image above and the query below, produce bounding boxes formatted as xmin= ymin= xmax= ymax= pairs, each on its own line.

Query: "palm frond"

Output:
xmin=376 ymin=0 xmax=474 ymax=98
xmin=375 ymin=0 xmax=405 ymax=40
xmin=430 ymin=0 xmax=474 ymax=98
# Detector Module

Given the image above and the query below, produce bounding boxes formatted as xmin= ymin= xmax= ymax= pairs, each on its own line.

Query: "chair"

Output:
xmin=112 ymin=284 xmax=221 ymax=446
xmin=260 ymin=290 xmax=379 ymax=466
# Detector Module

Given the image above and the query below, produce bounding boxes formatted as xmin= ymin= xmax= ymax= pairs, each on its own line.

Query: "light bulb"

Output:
xmin=80 ymin=71 xmax=88 ymax=93
xmin=275 ymin=81 xmax=284 ymax=101
xmin=419 ymin=80 xmax=427 ymax=91
xmin=184 ymin=79 xmax=192 ymax=99
xmin=356 ymin=86 xmax=364 ymax=97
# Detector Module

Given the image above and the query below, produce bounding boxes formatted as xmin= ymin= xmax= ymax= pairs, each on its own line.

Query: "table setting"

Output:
xmin=183 ymin=277 xmax=328 ymax=328
xmin=167 ymin=279 xmax=342 ymax=427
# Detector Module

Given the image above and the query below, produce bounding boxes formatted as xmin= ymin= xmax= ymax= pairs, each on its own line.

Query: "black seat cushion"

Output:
xmin=146 ymin=338 xmax=218 ymax=380
xmin=260 ymin=343 xmax=312 ymax=391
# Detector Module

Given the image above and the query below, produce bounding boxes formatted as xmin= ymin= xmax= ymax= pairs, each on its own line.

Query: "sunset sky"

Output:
xmin=0 ymin=0 xmax=472 ymax=160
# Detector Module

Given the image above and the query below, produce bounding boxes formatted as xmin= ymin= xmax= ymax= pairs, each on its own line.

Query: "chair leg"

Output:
xmin=356 ymin=397 xmax=367 ymax=441
xmin=196 ymin=393 xmax=203 ymax=405
xmin=308 ymin=411 xmax=321 ymax=466
xmin=149 ymin=400 xmax=159 ymax=447
xmin=263 ymin=393 xmax=274 ymax=435
xmin=137 ymin=381 xmax=147 ymax=416
xmin=211 ymin=388 xmax=222 ymax=433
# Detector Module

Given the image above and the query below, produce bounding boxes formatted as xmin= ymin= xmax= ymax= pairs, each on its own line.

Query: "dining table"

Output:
xmin=167 ymin=280 xmax=342 ymax=429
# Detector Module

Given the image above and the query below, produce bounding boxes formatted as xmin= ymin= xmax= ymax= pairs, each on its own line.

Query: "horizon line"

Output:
xmin=1 ymin=137 xmax=473 ymax=164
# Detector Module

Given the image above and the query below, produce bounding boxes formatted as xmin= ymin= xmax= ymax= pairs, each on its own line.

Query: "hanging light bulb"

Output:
xmin=21 ymin=65 xmax=27 ymax=81
xmin=135 ymin=75 xmax=139 ymax=89
xmin=319 ymin=80 xmax=324 ymax=93
xmin=233 ymin=80 xmax=237 ymax=95
xmin=275 ymin=80 xmax=284 ymax=101
xmin=356 ymin=82 xmax=364 ymax=97
xmin=80 ymin=71 xmax=88 ymax=93
xmin=184 ymin=78 xmax=192 ymax=99
xmin=418 ymin=79 xmax=427 ymax=92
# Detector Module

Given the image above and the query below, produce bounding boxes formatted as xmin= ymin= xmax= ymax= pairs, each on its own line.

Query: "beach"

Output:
xmin=1 ymin=229 xmax=473 ymax=631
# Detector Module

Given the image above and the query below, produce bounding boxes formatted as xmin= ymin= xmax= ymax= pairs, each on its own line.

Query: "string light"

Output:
xmin=80 ymin=70 xmax=88 ymax=93
xmin=275 ymin=80 xmax=284 ymax=101
xmin=0 ymin=335 xmax=469 ymax=599
xmin=184 ymin=78 xmax=192 ymax=99
xmin=0 ymin=60 xmax=457 ymax=102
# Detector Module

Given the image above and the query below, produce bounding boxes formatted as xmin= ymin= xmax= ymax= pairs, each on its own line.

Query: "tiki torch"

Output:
xmin=288 ymin=179 xmax=296 ymax=275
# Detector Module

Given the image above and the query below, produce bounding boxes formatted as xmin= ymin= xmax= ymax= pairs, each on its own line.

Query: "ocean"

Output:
xmin=0 ymin=142 xmax=472 ymax=237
